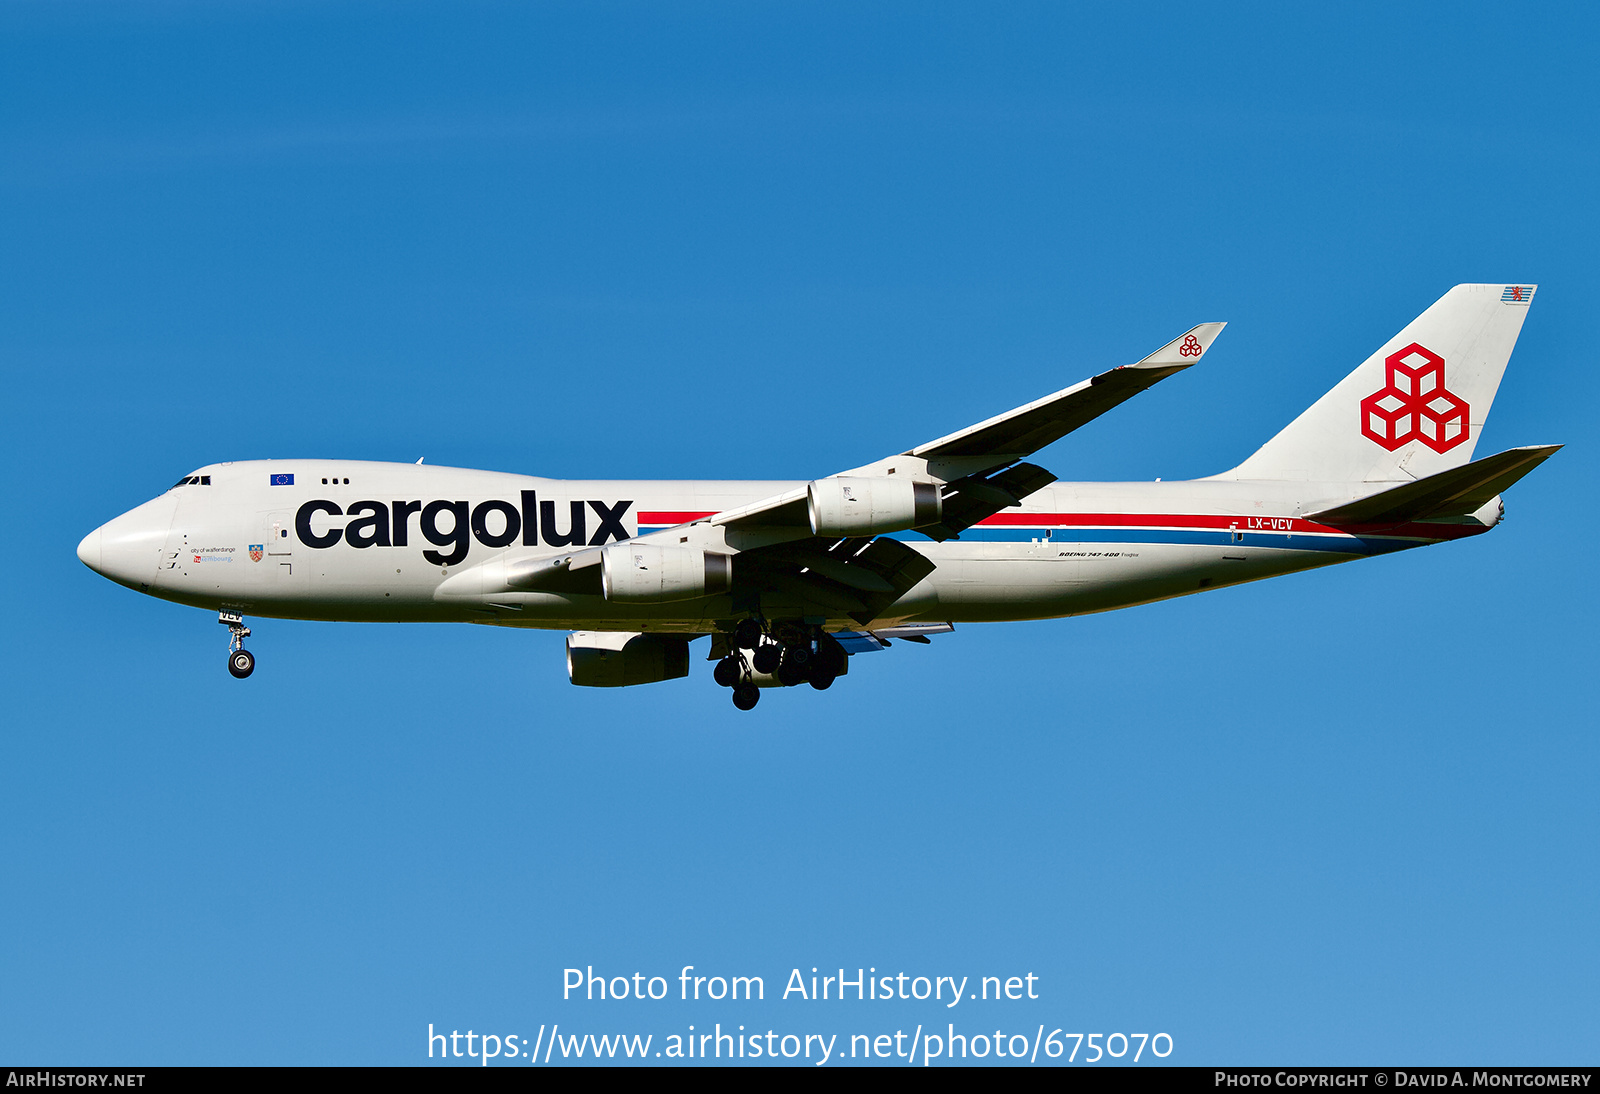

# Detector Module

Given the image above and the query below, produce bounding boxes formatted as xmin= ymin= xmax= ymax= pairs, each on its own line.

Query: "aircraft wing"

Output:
xmin=907 ymin=322 xmax=1226 ymax=476
xmin=710 ymin=321 xmax=1225 ymax=540
xmin=680 ymin=322 xmax=1222 ymax=619
xmin=508 ymin=323 xmax=1225 ymax=623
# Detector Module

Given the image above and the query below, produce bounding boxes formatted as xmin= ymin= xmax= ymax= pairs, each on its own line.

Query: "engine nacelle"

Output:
xmin=566 ymin=631 xmax=691 ymax=687
xmin=601 ymin=543 xmax=733 ymax=603
xmin=807 ymin=476 xmax=942 ymax=537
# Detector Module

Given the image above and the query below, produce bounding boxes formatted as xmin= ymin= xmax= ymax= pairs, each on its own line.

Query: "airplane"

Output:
xmin=77 ymin=283 xmax=1557 ymax=711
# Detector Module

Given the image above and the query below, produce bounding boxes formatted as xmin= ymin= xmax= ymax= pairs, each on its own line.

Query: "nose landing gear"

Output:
xmin=220 ymin=611 xmax=254 ymax=679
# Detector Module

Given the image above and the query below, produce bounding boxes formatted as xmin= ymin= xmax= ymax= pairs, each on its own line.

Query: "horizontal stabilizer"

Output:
xmin=1305 ymin=444 xmax=1561 ymax=525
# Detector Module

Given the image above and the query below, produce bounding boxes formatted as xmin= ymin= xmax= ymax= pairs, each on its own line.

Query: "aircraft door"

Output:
xmin=265 ymin=510 xmax=294 ymax=576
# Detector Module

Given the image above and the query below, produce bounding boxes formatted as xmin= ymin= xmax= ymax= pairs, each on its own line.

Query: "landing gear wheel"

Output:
xmin=220 ymin=612 xmax=254 ymax=678
xmin=713 ymin=656 xmax=742 ymax=688
xmin=733 ymin=619 xmax=762 ymax=650
xmin=775 ymin=660 xmax=808 ymax=688
xmin=808 ymin=671 xmax=836 ymax=690
xmin=731 ymin=683 xmax=760 ymax=711
xmin=752 ymin=643 xmax=781 ymax=674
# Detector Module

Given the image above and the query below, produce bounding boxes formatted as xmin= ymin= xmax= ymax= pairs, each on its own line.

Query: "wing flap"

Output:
xmin=733 ymin=534 xmax=938 ymax=624
xmin=923 ymin=462 xmax=1059 ymax=541
xmin=833 ymin=622 xmax=955 ymax=652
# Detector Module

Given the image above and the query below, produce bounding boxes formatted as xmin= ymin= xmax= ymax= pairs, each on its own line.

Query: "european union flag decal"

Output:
xmin=270 ymin=473 xmax=295 ymax=486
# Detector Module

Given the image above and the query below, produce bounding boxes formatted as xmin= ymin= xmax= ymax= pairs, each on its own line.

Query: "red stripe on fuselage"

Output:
xmin=637 ymin=512 xmax=715 ymax=525
xmin=979 ymin=512 xmax=1481 ymax=540
xmin=637 ymin=510 xmax=1480 ymax=541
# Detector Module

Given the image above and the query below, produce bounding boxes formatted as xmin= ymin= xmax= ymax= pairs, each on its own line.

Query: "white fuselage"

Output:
xmin=78 ymin=459 xmax=1493 ymax=633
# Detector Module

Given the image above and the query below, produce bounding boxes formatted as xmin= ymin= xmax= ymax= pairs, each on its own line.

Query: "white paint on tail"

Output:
xmin=1217 ymin=284 xmax=1536 ymax=483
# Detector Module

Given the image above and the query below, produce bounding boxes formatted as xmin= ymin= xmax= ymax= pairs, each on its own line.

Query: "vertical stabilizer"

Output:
xmin=1220 ymin=284 xmax=1536 ymax=483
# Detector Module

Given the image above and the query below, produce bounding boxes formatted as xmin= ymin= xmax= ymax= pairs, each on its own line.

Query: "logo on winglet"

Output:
xmin=1359 ymin=343 xmax=1470 ymax=453
xmin=1178 ymin=334 xmax=1204 ymax=357
xmin=1501 ymin=286 xmax=1533 ymax=304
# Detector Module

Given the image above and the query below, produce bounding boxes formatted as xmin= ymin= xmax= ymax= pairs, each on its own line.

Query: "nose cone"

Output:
xmin=77 ymin=528 xmax=101 ymax=570
xmin=79 ymin=493 xmax=179 ymax=589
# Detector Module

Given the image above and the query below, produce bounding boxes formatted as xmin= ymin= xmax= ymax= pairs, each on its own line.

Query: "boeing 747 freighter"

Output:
xmin=78 ymin=284 xmax=1557 ymax=709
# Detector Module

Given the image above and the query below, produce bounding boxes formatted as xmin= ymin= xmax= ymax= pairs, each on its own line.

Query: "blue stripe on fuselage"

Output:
xmin=888 ymin=527 xmax=1424 ymax=556
xmin=641 ymin=524 xmax=1430 ymax=557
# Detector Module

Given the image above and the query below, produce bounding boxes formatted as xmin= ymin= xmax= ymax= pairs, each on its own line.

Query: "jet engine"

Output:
xmin=807 ymin=476 xmax=942 ymax=537
xmin=566 ymin=631 xmax=691 ymax=687
xmin=600 ymin=543 xmax=733 ymax=603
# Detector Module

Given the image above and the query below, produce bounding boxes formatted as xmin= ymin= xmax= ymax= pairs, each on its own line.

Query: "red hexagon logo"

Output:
xmin=1359 ymin=342 xmax=1470 ymax=453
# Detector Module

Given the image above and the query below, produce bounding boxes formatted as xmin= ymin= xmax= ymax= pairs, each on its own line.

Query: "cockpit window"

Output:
xmin=169 ymin=474 xmax=213 ymax=489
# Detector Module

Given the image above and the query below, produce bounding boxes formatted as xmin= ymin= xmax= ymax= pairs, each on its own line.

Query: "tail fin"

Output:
xmin=1220 ymin=284 xmax=1537 ymax=482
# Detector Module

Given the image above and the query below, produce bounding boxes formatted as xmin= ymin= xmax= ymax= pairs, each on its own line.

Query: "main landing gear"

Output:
xmin=732 ymin=682 xmax=760 ymax=711
xmin=221 ymin=611 xmax=254 ymax=679
xmin=713 ymin=619 xmax=849 ymax=711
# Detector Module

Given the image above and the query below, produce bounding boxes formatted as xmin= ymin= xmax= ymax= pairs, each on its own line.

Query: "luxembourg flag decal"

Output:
xmin=1502 ymin=286 xmax=1534 ymax=304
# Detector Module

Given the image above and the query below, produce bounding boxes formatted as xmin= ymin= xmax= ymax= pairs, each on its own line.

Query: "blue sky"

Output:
xmin=2 ymin=2 xmax=1595 ymax=1066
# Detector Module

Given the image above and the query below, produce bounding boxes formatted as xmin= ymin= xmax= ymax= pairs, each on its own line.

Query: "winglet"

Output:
xmin=1132 ymin=322 xmax=1226 ymax=370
